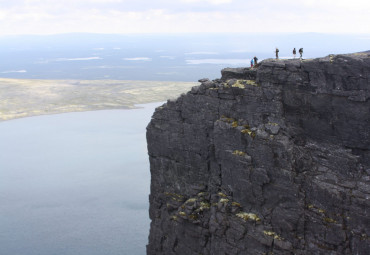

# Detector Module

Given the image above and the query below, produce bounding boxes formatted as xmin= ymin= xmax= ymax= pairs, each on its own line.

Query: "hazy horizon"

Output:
xmin=1 ymin=32 xmax=369 ymax=82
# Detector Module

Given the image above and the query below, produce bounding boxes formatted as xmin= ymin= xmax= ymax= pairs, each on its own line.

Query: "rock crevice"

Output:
xmin=146 ymin=53 xmax=370 ymax=254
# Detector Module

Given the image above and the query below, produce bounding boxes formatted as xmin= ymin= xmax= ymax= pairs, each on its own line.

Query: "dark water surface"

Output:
xmin=0 ymin=102 xmax=162 ymax=255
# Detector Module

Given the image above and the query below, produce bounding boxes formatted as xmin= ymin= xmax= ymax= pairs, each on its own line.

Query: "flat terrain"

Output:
xmin=0 ymin=78 xmax=196 ymax=121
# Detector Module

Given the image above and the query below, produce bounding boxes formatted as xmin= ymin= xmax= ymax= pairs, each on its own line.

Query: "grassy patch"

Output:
xmin=236 ymin=212 xmax=261 ymax=222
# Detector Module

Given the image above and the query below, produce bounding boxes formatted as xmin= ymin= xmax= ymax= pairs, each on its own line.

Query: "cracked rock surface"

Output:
xmin=146 ymin=53 xmax=370 ymax=254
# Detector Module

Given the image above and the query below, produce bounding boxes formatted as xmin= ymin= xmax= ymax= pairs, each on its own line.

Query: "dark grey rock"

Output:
xmin=146 ymin=53 xmax=370 ymax=255
xmin=198 ymin=78 xmax=210 ymax=83
xmin=221 ymin=67 xmax=257 ymax=81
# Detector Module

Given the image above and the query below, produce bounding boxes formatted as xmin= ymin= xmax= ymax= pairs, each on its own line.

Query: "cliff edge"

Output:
xmin=146 ymin=53 xmax=370 ymax=254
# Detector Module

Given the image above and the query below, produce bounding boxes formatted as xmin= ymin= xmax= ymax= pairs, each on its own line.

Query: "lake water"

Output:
xmin=0 ymin=102 xmax=163 ymax=255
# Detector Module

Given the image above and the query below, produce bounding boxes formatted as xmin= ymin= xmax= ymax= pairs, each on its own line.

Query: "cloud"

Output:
xmin=180 ymin=0 xmax=232 ymax=4
xmin=0 ymin=0 xmax=369 ymax=35
xmin=160 ymin=56 xmax=176 ymax=59
xmin=56 ymin=57 xmax=102 ymax=61
xmin=35 ymin=57 xmax=102 ymax=64
xmin=1 ymin=70 xmax=27 ymax=73
xmin=81 ymin=65 xmax=137 ymax=69
xmin=186 ymin=58 xmax=247 ymax=65
xmin=185 ymin=52 xmax=219 ymax=55
xmin=123 ymin=57 xmax=152 ymax=61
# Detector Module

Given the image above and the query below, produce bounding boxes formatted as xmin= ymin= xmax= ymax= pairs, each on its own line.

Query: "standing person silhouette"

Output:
xmin=254 ymin=56 xmax=258 ymax=66
xmin=299 ymin=48 xmax=303 ymax=59
xmin=275 ymin=48 xmax=279 ymax=59
xmin=250 ymin=58 xmax=254 ymax=67
xmin=293 ymin=48 xmax=296 ymax=58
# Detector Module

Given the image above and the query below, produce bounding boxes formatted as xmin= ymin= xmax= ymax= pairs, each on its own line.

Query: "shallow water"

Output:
xmin=0 ymin=102 xmax=163 ymax=255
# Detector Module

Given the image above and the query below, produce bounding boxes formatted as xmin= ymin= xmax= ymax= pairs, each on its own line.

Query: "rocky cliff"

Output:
xmin=146 ymin=53 xmax=370 ymax=254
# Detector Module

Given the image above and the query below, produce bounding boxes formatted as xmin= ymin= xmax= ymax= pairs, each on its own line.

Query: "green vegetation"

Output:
xmin=170 ymin=215 xmax=178 ymax=221
xmin=218 ymin=192 xmax=227 ymax=198
xmin=220 ymin=116 xmax=235 ymax=123
xmin=308 ymin=203 xmax=338 ymax=224
xmin=236 ymin=212 xmax=261 ymax=222
xmin=233 ymin=150 xmax=246 ymax=156
xmin=241 ymin=129 xmax=256 ymax=138
xmin=323 ymin=217 xmax=337 ymax=223
xmin=199 ymin=202 xmax=211 ymax=211
xmin=197 ymin=192 xmax=207 ymax=197
xmin=329 ymin=54 xmax=334 ymax=63
xmin=230 ymin=79 xmax=259 ymax=88
xmin=0 ymin=78 xmax=196 ymax=121
xmin=219 ymin=198 xmax=229 ymax=203
xmin=188 ymin=214 xmax=198 ymax=220
xmin=245 ymin=79 xmax=258 ymax=86
xmin=231 ymin=202 xmax=241 ymax=207
xmin=231 ymin=80 xmax=245 ymax=89
xmin=263 ymin=230 xmax=283 ymax=240
xmin=164 ymin=192 xmax=185 ymax=202
xmin=220 ymin=115 xmax=256 ymax=138
xmin=178 ymin=211 xmax=186 ymax=217
xmin=185 ymin=198 xmax=197 ymax=204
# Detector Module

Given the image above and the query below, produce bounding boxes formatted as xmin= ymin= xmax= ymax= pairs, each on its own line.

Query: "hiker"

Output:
xmin=299 ymin=48 xmax=303 ymax=59
xmin=254 ymin=56 xmax=258 ymax=66
xmin=275 ymin=48 xmax=279 ymax=59
xmin=250 ymin=58 xmax=254 ymax=67
xmin=293 ymin=48 xmax=296 ymax=58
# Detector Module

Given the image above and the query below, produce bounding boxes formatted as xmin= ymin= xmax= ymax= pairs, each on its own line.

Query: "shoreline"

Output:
xmin=0 ymin=101 xmax=166 ymax=123
xmin=0 ymin=78 xmax=196 ymax=122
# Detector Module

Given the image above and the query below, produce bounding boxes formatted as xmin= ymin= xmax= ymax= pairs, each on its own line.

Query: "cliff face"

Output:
xmin=146 ymin=53 xmax=370 ymax=255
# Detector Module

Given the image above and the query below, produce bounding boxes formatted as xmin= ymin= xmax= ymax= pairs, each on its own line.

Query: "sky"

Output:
xmin=0 ymin=0 xmax=369 ymax=35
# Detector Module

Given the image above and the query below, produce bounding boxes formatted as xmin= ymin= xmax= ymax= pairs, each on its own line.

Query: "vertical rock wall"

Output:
xmin=146 ymin=53 xmax=370 ymax=254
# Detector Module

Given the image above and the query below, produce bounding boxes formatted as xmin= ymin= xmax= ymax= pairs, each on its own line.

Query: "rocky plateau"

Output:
xmin=146 ymin=53 xmax=370 ymax=254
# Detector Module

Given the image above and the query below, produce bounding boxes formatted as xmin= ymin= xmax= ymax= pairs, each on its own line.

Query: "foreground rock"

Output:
xmin=146 ymin=53 xmax=370 ymax=254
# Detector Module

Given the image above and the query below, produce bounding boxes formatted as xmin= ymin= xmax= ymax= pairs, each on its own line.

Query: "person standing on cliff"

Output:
xmin=299 ymin=48 xmax=303 ymax=59
xmin=250 ymin=58 xmax=254 ymax=67
xmin=254 ymin=56 xmax=258 ymax=66
xmin=275 ymin=48 xmax=279 ymax=59
xmin=293 ymin=48 xmax=296 ymax=58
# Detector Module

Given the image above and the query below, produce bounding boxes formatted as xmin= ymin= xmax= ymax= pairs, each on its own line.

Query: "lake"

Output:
xmin=0 ymin=102 xmax=163 ymax=255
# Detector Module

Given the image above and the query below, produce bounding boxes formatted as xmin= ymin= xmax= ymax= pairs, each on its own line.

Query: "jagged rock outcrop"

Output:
xmin=146 ymin=53 xmax=370 ymax=254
